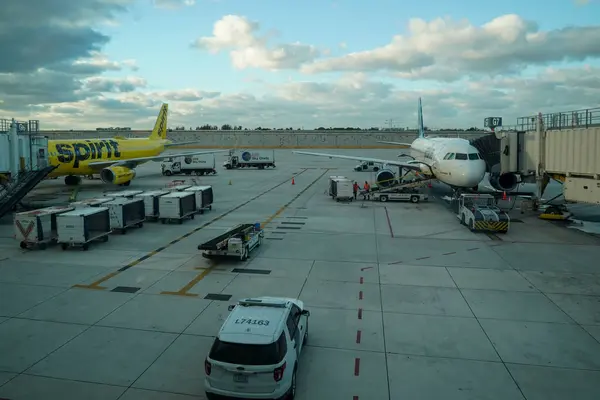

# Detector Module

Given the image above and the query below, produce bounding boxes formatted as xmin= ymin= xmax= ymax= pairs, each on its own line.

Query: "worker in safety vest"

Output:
xmin=353 ymin=182 xmax=359 ymax=199
xmin=364 ymin=181 xmax=370 ymax=192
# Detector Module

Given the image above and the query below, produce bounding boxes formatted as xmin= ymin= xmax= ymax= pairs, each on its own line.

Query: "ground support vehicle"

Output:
xmin=198 ymin=223 xmax=264 ymax=261
xmin=161 ymin=154 xmax=217 ymax=176
xmin=224 ymin=150 xmax=275 ymax=169
xmin=328 ymin=176 xmax=354 ymax=202
xmin=56 ymin=207 xmax=112 ymax=251
xmin=457 ymin=193 xmax=510 ymax=233
xmin=14 ymin=205 xmax=74 ymax=250
xmin=370 ymin=190 xmax=428 ymax=203
xmin=158 ymin=191 xmax=196 ymax=224
xmin=205 ymin=297 xmax=310 ymax=400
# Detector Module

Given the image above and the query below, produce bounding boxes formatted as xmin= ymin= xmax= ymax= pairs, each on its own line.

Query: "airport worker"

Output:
xmin=364 ymin=181 xmax=370 ymax=192
xmin=353 ymin=182 xmax=359 ymax=199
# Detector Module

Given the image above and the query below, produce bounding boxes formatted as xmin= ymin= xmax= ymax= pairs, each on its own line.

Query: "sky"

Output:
xmin=1 ymin=0 xmax=599 ymax=130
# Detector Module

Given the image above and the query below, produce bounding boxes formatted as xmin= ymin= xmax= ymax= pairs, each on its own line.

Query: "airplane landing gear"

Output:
xmin=64 ymin=175 xmax=81 ymax=186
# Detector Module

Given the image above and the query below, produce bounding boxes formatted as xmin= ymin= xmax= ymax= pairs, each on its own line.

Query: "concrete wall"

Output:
xmin=39 ymin=130 xmax=490 ymax=149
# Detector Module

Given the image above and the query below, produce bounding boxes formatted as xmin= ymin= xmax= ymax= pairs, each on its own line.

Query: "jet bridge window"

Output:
xmin=444 ymin=153 xmax=455 ymax=160
xmin=468 ymin=153 xmax=480 ymax=160
xmin=455 ymin=153 xmax=468 ymax=160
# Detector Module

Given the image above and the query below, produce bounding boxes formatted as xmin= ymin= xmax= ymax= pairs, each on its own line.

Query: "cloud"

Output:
xmin=0 ymin=0 xmax=137 ymax=112
xmin=300 ymin=14 xmax=600 ymax=82
xmin=191 ymin=15 xmax=321 ymax=70
xmin=22 ymin=65 xmax=600 ymax=131
xmin=153 ymin=0 xmax=195 ymax=9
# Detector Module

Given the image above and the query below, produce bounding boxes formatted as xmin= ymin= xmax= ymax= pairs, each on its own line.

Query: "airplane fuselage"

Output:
xmin=409 ymin=137 xmax=487 ymax=189
xmin=46 ymin=137 xmax=170 ymax=177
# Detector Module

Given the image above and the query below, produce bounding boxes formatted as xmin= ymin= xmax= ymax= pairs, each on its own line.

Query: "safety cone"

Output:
xmin=292 ymin=177 xmax=295 ymax=185
xmin=228 ymin=180 xmax=232 ymax=185
xmin=502 ymin=191 xmax=507 ymax=201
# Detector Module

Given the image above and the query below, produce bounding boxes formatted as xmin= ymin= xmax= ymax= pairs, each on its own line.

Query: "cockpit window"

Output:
xmin=444 ymin=153 xmax=455 ymax=160
xmin=468 ymin=153 xmax=480 ymax=160
xmin=455 ymin=153 xmax=468 ymax=160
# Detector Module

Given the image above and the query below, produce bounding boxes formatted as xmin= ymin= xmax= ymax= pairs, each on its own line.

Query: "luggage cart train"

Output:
xmin=13 ymin=185 xmax=214 ymax=251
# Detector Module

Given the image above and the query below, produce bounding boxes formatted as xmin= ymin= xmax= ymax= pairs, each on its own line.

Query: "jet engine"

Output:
xmin=375 ymin=169 xmax=396 ymax=187
xmin=100 ymin=166 xmax=136 ymax=185
xmin=488 ymin=163 xmax=519 ymax=192
xmin=489 ymin=172 xmax=519 ymax=192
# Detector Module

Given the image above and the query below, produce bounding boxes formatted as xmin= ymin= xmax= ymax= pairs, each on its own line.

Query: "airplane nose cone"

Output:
xmin=456 ymin=161 xmax=486 ymax=188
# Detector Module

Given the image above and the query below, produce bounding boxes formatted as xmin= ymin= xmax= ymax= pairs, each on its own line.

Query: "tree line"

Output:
xmin=169 ymin=125 xmax=483 ymax=132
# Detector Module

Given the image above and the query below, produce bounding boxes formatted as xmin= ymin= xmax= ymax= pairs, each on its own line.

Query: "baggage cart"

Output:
xmin=135 ymin=190 xmax=170 ymax=221
xmin=184 ymin=185 xmax=213 ymax=214
xmin=103 ymin=190 xmax=143 ymax=199
xmin=57 ymin=207 xmax=112 ymax=250
xmin=14 ymin=205 xmax=74 ymax=250
xmin=103 ymin=197 xmax=146 ymax=234
xmin=70 ymin=197 xmax=114 ymax=209
xmin=159 ymin=191 xmax=196 ymax=224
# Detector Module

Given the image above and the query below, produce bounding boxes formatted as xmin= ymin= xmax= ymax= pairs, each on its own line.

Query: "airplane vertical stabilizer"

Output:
xmin=417 ymin=97 xmax=425 ymax=138
xmin=149 ymin=103 xmax=168 ymax=140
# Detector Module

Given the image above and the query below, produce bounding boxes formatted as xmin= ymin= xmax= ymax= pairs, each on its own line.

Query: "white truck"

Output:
xmin=223 ymin=150 xmax=275 ymax=169
xmin=161 ymin=154 xmax=217 ymax=176
xmin=354 ymin=161 xmax=383 ymax=172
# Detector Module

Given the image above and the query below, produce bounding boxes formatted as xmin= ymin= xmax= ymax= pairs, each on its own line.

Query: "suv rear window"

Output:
xmin=209 ymin=333 xmax=287 ymax=365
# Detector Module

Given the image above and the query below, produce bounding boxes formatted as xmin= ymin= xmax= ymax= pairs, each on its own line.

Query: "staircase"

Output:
xmin=470 ymin=133 xmax=501 ymax=172
xmin=0 ymin=166 xmax=57 ymax=218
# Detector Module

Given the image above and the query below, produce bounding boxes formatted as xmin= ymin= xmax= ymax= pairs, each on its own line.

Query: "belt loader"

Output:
xmin=457 ymin=193 xmax=510 ymax=233
xmin=198 ymin=223 xmax=264 ymax=261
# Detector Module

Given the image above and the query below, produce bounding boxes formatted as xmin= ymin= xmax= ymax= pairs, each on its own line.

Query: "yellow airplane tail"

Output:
xmin=149 ymin=103 xmax=168 ymax=140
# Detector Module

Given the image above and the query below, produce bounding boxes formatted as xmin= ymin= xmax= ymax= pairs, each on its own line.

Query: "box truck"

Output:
xmin=223 ymin=150 xmax=275 ymax=169
xmin=161 ymin=154 xmax=217 ymax=176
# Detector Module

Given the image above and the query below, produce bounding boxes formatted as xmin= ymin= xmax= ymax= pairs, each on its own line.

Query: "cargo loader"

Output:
xmin=198 ymin=223 xmax=264 ymax=261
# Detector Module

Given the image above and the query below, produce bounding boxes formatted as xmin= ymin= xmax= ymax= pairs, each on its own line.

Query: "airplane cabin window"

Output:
xmin=455 ymin=153 xmax=468 ymax=160
xmin=468 ymin=153 xmax=480 ymax=160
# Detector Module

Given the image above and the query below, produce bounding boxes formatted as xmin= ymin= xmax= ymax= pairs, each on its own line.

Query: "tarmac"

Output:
xmin=1 ymin=149 xmax=600 ymax=400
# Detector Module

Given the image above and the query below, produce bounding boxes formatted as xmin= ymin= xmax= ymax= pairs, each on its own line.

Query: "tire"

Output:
xmin=165 ymin=171 xmax=172 ymax=176
xmin=19 ymin=241 xmax=27 ymax=249
xmin=410 ymin=196 xmax=419 ymax=203
xmin=380 ymin=196 xmax=388 ymax=202
xmin=289 ymin=368 xmax=297 ymax=400
xmin=82 ymin=243 xmax=89 ymax=251
xmin=61 ymin=243 xmax=68 ymax=250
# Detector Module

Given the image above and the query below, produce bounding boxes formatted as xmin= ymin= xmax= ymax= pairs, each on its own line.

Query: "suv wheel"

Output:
xmin=289 ymin=368 xmax=297 ymax=399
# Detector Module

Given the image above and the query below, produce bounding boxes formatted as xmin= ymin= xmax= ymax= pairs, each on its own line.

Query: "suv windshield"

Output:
xmin=209 ymin=334 xmax=286 ymax=365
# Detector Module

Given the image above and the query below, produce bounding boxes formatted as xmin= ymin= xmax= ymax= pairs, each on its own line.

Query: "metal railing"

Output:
xmin=516 ymin=107 xmax=600 ymax=131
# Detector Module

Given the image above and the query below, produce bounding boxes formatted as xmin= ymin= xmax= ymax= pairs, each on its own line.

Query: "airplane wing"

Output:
xmin=87 ymin=149 xmax=228 ymax=170
xmin=377 ymin=141 xmax=412 ymax=147
xmin=292 ymin=151 xmax=424 ymax=172
xmin=164 ymin=141 xmax=208 ymax=148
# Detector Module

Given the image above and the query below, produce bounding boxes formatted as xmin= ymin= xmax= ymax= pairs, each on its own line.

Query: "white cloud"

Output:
xmin=191 ymin=15 xmax=321 ymax=70
xmin=300 ymin=14 xmax=600 ymax=82
xmin=2 ymin=9 xmax=600 ymax=132
xmin=153 ymin=0 xmax=195 ymax=8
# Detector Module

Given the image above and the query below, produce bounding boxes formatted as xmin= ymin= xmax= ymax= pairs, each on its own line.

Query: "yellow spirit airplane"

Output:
xmin=46 ymin=103 xmax=226 ymax=186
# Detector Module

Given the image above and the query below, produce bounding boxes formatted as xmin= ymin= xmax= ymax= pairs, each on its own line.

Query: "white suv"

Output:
xmin=204 ymin=297 xmax=310 ymax=400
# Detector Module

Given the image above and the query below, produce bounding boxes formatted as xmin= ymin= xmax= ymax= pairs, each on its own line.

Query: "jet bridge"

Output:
xmin=496 ymin=107 xmax=600 ymax=205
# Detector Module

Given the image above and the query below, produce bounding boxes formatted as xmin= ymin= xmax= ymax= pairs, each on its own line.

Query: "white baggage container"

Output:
xmin=14 ymin=205 xmax=74 ymax=249
xmin=135 ymin=190 xmax=170 ymax=221
xmin=103 ymin=190 xmax=143 ymax=199
xmin=159 ymin=191 xmax=196 ymax=224
xmin=330 ymin=178 xmax=354 ymax=201
xmin=171 ymin=184 xmax=192 ymax=191
xmin=70 ymin=197 xmax=114 ymax=209
xmin=57 ymin=207 xmax=112 ymax=250
xmin=184 ymin=185 xmax=214 ymax=214
xmin=103 ymin=197 xmax=146 ymax=234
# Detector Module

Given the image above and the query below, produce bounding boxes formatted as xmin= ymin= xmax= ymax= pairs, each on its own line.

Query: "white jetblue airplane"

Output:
xmin=294 ymin=98 xmax=487 ymax=194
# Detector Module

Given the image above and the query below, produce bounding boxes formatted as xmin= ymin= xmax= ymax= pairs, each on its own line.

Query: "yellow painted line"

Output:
xmin=73 ymin=169 xmax=309 ymax=291
xmin=161 ymin=168 xmax=331 ymax=297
